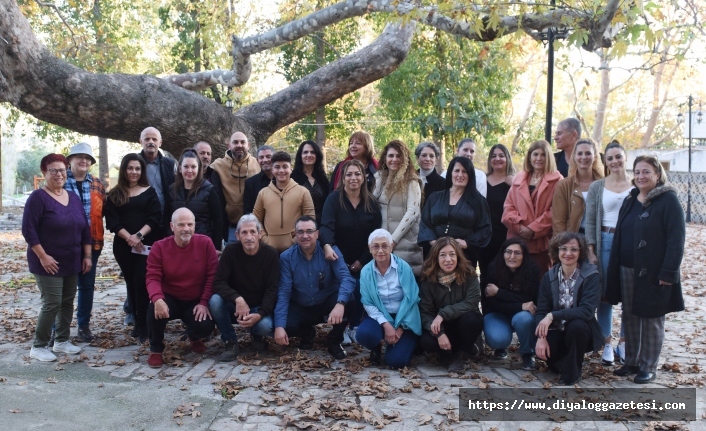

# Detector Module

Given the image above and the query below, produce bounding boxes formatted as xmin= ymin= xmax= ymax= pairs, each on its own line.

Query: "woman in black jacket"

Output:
xmin=482 ymin=238 xmax=541 ymax=370
xmin=165 ymin=149 xmax=222 ymax=250
xmin=291 ymin=140 xmax=329 ymax=225
xmin=320 ymin=159 xmax=382 ymax=339
xmin=418 ymin=157 xmax=492 ymax=265
xmin=534 ymin=232 xmax=603 ymax=385
xmin=606 ymin=154 xmax=685 ymax=384
xmin=419 ymin=237 xmax=483 ymax=373
xmin=414 ymin=142 xmax=446 ymax=199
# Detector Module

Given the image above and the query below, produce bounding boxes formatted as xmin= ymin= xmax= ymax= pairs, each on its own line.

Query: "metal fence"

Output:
xmin=668 ymin=171 xmax=706 ymax=223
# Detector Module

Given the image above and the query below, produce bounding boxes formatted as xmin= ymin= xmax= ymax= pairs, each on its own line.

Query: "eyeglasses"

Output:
xmin=296 ymin=229 xmax=316 ymax=236
xmin=318 ymin=272 xmax=325 ymax=290
xmin=47 ymin=169 xmax=67 ymax=176
xmin=72 ymin=155 xmax=92 ymax=161
xmin=370 ymin=244 xmax=391 ymax=252
xmin=503 ymin=249 xmax=522 ymax=257
xmin=558 ymin=246 xmax=580 ymax=253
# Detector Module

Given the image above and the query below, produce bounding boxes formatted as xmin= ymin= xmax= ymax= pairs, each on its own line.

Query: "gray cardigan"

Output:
xmin=584 ymin=179 xmax=605 ymax=274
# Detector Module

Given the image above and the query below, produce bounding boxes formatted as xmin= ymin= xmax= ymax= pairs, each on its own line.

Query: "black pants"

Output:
xmin=284 ymin=292 xmax=353 ymax=347
xmin=546 ymin=319 xmax=593 ymax=383
xmin=420 ymin=311 xmax=484 ymax=355
xmin=113 ymin=241 xmax=149 ymax=334
xmin=147 ymin=293 xmax=215 ymax=353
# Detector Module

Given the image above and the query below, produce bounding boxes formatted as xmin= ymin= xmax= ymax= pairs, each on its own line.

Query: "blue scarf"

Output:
xmin=360 ymin=254 xmax=422 ymax=335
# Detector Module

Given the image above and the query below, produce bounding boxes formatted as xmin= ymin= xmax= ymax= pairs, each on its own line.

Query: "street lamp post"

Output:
xmin=540 ymin=0 xmax=568 ymax=143
xmin=683 ymin=95 xmax=703 ymax=223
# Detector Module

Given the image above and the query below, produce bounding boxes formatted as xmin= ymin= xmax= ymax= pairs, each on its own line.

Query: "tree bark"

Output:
xmin=591 ymin=53 xmax=610 ymax=145
xmin=98 ymin=137 xmax=109 ymax=188
xmin=0 ymin=0 xmax=412 ymax=156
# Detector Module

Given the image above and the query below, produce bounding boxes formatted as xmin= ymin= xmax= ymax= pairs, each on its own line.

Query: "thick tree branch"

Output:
xmin=168 ymin=0 xmax=622 ymax=91
xmin=0 ymin=0 xmax=239 ymax=155
xmin=236 ymin=23 xmax=415 ymax=144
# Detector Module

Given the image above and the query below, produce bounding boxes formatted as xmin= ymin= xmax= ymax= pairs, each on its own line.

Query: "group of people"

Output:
xmin=22 ymin=119 xmax=686 ymax=386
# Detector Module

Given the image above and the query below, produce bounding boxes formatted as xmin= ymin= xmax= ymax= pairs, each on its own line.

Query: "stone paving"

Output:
xmin=0 ymin=226 xmax=705 ymax=430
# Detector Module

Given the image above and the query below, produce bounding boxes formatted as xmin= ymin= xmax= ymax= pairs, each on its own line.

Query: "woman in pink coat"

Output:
xmin=502 ymin=140 xmax=563 ymax=275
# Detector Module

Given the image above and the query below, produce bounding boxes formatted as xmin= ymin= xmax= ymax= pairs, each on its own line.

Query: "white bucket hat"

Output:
xmin=67 ymin=142 xmax=96 ymax=164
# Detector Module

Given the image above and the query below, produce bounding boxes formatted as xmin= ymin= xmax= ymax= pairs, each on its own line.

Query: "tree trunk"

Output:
xmin=98 ymin=137 xmax=109 ymax=188
xmin=0 ymin=0 xmax=413 ymax=156
xmin=591 ymin=53 xmax=610 ymax=145
xmin=640 ymin=59 xmax=678 ymax=148
xmin=314 ymin=29 xmax=326 ymax=163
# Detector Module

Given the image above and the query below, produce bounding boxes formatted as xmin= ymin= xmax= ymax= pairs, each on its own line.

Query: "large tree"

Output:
xmin=1 ymin=0 xmax=627 ymax=156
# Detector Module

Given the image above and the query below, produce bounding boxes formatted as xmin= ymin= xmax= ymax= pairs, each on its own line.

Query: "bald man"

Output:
xmin=210 ymin=132 xmax=261 ymax=243
xmin=145 ymin=208 xmax=218 ymax=368
xmin=553 ymin=118 xmax=581 ymax=178
xmin=138 ymin=127 xmax=175 ymax=229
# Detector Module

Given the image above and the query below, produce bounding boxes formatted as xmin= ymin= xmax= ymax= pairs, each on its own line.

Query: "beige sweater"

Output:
xmin=253 ymin=178 xmax=315 ymax=253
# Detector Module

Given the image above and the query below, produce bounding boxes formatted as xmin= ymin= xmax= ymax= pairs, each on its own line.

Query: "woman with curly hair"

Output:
xmin=535 ymin=232 xmax=603 ymax=385
xmin=552 ymin=138 xmax=604 ymax=235
xmin=419 ymin=237 xmax=483 ymax=373
xmin=372 ymin=140 xmax=424 ymax=275
xmin=292 ymin=140 xmax=330 ymax=225
xmin=330 ymin=131 xmax=378 ymax=192
xmin=482 ymin=238 xmax=541 ymax=369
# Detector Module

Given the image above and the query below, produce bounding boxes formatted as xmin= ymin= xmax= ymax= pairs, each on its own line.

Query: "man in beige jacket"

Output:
xmin=253 ymin=152 xmax=315 ymax=253
xmin=211 ymin=132 xmax=261 ymax=243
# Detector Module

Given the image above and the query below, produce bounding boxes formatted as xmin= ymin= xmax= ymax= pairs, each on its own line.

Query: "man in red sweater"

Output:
xmin=145 ymin=208 xmax=218 ymax=368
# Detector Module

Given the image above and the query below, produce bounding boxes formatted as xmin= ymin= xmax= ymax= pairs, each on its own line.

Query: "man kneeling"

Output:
xmin=210 ymin=214 xmax=279 ymax=361
xmin=146 ymin=208 xmax=218 ymax=368
xmin=274 ymin=216 xmax=355 ymax=359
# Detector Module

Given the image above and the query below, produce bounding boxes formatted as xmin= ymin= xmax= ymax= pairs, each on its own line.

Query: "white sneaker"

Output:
xmin=601 ymin=343 xmax=614 ymax=365
xmin=53 ymin=341 xmax=81 ymax=354
xmin=348 ymin=327 xmax=358 ymax=344
xmin=30 ymin=346 xmax=57 ymax=362
xmin=615 ymin=341 xmax=626 ymax=364
xmin=342 ymin=328 xmax=352 ymax=346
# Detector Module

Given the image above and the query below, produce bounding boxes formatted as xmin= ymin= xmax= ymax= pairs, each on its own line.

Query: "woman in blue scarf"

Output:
xmin=358 ymin=229 xmax=421 ymax=369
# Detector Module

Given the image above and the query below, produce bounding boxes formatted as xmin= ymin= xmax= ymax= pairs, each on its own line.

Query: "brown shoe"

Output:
xmin=147 ymin=352 xmax=163 ymax=368
xmin=191 ymin=339 xmax=207 ymax=353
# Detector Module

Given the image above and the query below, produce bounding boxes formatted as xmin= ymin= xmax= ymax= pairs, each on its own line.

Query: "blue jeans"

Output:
xmin=209 ymin=294 xmax=274 ymax=342
xmin=596 ymin=231 xmax=624 ymax=340
xmin=356 ymin=317 xmax=419 ymax=369
xmin=76 ymin=249 xmax=101 ymax=327
xmin=483 ymin=311 xmax=535 ymax=355
xmin=227 ymin=226 xmax=238 ymax=245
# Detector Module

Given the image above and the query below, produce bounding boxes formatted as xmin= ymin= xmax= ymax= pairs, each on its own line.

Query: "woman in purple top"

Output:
xmin=22 ymin=154 xmax=92 ymax=362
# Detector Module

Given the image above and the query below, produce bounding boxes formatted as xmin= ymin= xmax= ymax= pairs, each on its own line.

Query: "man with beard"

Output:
xmin=145 ymin=208 xmax=218 ymax=368
xmin=193 ymin=141 xmax=214 ymax=182
xmin=243 ymin=145 xmax=275 ymax=215
xmin=209 ymin=214 xmax=279 ymax=361
xmin=211 ymin=132 xmax=261 ymax=243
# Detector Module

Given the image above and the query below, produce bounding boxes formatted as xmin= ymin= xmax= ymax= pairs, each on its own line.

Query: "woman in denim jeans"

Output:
xmin=585 ymin=142 xmax=632 ymax=365
xmin=482 ymin=238 xmax=541 ymax=370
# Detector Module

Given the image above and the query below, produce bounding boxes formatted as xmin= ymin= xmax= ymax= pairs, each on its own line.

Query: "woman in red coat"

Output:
xmin=502 ymin=140 xmax=563 ymax=275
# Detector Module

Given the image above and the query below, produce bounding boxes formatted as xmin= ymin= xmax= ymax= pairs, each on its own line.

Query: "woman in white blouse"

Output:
xmin=585 ymin=141 xmax=633 ymax=366
xmin=373 ymin=140 xmax=424 ymax=275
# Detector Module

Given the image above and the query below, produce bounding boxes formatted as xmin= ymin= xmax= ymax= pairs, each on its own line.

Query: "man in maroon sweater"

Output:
xmin=145 ymin=208 xmax=218 ymax=368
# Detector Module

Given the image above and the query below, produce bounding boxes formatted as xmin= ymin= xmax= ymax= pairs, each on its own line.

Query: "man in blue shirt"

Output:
xmin=274 ymin=216 xmax=355 ymax=359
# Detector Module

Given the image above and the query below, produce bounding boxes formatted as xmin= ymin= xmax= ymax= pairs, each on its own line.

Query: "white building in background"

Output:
xmin=628 ymin=147 xmax=706 ymax=172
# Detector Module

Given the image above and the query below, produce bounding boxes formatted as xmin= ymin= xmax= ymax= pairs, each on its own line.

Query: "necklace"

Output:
xmin=45 ymin=186 xmax=64 ymax=197
xmin=530 ymin=173 xmax=543 ymax=184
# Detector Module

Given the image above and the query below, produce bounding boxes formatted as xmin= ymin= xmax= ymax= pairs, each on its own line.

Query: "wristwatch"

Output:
xmin=135 ymin=232 xmax=143 ymax=241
